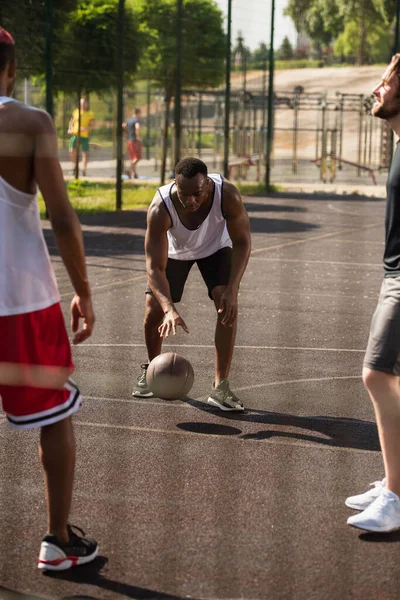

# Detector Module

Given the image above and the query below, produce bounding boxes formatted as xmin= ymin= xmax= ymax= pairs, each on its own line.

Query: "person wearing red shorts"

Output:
xmin=0 ymin=28 xmax=98 ymax=570
xmin=123 ymin=108 xmax=142 ymax=179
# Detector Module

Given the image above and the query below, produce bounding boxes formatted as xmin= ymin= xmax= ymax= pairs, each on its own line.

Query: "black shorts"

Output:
xmin=146 ymin=247 xmax=232 ymax=303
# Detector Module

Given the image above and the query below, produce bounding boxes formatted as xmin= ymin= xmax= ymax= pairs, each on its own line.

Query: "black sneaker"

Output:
xmin=38 ymin=523 xmax=98 ymax=571
xmin=132 ymin=362 xmax=153 ymax=397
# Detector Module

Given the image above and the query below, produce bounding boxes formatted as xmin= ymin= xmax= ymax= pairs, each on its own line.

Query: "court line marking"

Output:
xmin=76 ymin=343 xmax=366 ymax=353
xmin=328 ymin=203 xmax=383 ymax=216
xmin=184 ymin=285 xmax=376 ymax=300
xmin=75 ymin=375 xmax=369 ymax=453
xmin=249 ymin=257 xmax=381 ymax=268
xmin=73 ymin=419 xmax=373 ymax=454
xmin=83 ymin=375 xmax=361 ymax=407
xmin=59 ymin=274 xmax=147 ymax=298
xmin=250 ymin=222 xmax=380 ymax=255
xmin=327 ymin=239 xmax=383 ymax=246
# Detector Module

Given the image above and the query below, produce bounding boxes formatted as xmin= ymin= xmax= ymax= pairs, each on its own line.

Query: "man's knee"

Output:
xmin=211 ymin=285 xmax=227 ymax=310
xmin=362 ymin=367 xmax=398 ymax=395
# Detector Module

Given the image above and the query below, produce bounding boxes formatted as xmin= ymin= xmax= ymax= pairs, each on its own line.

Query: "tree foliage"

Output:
xmin=137 ymin=0 xmax=225 ymax=96
xmin=0 ymin=0 xmax=78 ymax=77
xmin=54 ymin=0 xmax=141 ymax=93
xmin=276 ymin=37 xmax=294 ymax=60
xmin=285 ymin=0 xmax=396 ymax=63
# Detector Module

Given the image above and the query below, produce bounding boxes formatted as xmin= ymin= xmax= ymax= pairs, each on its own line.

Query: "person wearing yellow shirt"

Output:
xmin=68 ymin=98 xmax=95 ymax=177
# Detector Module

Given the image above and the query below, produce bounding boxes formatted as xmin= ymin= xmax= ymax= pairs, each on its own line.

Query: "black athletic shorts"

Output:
xmin=146 ymin=246 xmax=232 ymax=303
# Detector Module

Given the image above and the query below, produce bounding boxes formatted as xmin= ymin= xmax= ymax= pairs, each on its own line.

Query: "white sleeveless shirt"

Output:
xmin=0 ymin=97 xmax=60 ymax=316
xmin=158 ymin=173 xmax=232 ymax=260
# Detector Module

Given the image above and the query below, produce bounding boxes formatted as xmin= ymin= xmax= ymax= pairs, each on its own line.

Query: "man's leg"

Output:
xmin=39 ymin=416 xmax=75 ymax=543
xmin=206 ymin=285 xmax=243 ymax=411
xmin=82 ymin=151 xmax=88 ymax=174
xmin=211 ymin=285 xmax=237 ymax=386
xmin=132 ymin=293 xmax=165 ymax=397
xmin=363 ymin=368 xmax=400 ymax=495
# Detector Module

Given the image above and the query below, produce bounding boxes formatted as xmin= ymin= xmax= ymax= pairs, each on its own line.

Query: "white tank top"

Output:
xmin=159 ymin=173 xmax=232 ymax=260
xmin=0 ymin=96 xmax=60 ymax=316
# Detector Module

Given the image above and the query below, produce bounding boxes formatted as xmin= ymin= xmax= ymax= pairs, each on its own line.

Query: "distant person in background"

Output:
xmin=68 ymin=98 xmax=95 ymax=177
xmin=123 ymin=108 xmax=142 ymax=179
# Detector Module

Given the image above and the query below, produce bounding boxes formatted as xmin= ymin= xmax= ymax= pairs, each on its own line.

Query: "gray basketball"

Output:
xmin=146 ymin=352 xmax=194 ymax=400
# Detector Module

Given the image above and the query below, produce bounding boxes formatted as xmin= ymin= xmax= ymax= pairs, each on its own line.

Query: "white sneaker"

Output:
xmin=345 ymin=478 xmax=386 ymax=510
xmin=347 ymin=489 xmax=400 ymax=532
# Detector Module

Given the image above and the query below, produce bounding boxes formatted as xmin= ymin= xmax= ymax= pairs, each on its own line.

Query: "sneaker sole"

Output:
xmin=38 ymin=546 xmax=98 ymax=571
xmin=132 ymin=391 xmax=153 ymax=398
xmin=348 ymin=522 xmax=400 ymax=533
xmin=207 ymin=397 xmax=244 ymax=411
xmin=345 ymin=499 xmax=375 ymax=511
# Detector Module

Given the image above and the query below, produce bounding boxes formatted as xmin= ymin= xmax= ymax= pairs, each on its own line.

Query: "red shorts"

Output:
xmin=0 ymin=303 xmax=82 ymax=429
xmin=127 ymin=140 xmax=142 ymax=161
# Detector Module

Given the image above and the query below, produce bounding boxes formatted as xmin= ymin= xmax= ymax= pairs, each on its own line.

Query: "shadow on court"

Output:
xmin=179 ymin=400 xmax=380 ymax=452
xmin=268 ymin=191 xmax=386 ymax=202
xmin=46 ymin=557 xmax=197 ymax=600
xmin=243 ymin=202 xmax=308 ymax=213
xmin=249 ymin=217 xmax=320 ymax=234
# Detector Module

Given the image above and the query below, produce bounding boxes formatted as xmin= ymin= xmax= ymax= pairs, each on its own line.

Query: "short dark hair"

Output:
xmin=0 ymin=28 xmax=15 ymax=72
xmin=175 ymin=157 xmax=208 ymax=179
xmin=135 ymin=108 xmax=141 ymax=115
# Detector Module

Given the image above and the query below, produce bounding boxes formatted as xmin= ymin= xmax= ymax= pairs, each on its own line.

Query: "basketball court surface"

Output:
xmin=0 ymin=189 xmax=398 ymax=600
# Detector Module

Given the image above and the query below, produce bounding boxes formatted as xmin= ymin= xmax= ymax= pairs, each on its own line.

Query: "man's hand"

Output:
xmin=218 ymin=287 xmax=238 ymax=327
xmin=158 ymin=309 xmax=189 ymax=338
xmin=71 ymin=294 xmax=95 ymax=344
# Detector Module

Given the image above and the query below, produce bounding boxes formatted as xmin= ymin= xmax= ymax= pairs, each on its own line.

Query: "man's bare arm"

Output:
xmin=145 ymin=197 xmax=175 ymax=314
xmin=223 ymin=181 xmax=252 ymax=290
xmin=135 ymin=122 xmax=141 ymax=142
xmin=34 ymin=110 xmax=94 ymax=342
xmin=145 ymin=198 xmax=189 ymax=335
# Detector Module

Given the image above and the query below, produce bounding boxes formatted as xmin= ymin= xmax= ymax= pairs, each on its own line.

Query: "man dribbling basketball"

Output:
xmin=133 ymin=157 xmax=251 ymax=411
xmin=0 ymin=28 xmax=97 ymax=569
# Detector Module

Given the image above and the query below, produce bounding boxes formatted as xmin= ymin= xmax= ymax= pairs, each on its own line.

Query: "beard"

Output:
xmin=371 ymin=99 xmax=400 ymax=120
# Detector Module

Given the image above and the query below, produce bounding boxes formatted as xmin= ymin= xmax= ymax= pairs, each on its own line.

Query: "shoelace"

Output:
xmin=369 ymin=479 xmax=385 ymax=490
xmin=138 ymin=363 xmax=148 ymax=383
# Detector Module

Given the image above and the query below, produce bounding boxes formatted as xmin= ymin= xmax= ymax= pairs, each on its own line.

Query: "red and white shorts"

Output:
xmin=0 ymin=303 xmax=82 ymax=430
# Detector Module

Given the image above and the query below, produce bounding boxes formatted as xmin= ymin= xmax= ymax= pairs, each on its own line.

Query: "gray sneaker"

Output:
xmin=207 ymin=380 xmax=244 ymax=411
xmin=132 ymin=363 xmax=153 ymax=397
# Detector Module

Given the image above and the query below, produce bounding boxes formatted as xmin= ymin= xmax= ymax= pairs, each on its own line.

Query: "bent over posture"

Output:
xmin=133 ymin=157 xmax=251 ymax=411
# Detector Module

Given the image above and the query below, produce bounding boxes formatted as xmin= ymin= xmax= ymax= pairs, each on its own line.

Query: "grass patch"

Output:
xmin=39 ymin=180 xmax=157 ymax=218
xmin=39 ymin=179 xmax=279 ymax=218
xmin=237 ymin=182 xmax=280 ymax=196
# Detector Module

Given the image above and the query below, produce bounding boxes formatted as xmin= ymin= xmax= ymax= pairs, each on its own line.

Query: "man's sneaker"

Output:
xmin=207 ymin=380 xmax=244 ymax=411
xmin=132 ymin=362 xmax=153 ymax=397
xmin=345 ymin=478 xmax=386 ymax=510
xmin=347 ymin=489 xmax=400 ymax=532
xmin=38 ymin=524 xmax=98 ymax=571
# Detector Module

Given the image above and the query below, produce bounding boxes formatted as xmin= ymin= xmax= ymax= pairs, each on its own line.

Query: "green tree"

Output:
xmin=334 ymin=19 xmax=392 ymax=63
xmin=0 ymin=0 xmax=78 ymax=77
xmin=285 ymin=0 xmax=343 ymax=58
xmin=249 ymin=43 xmax=269 ymax=70
xmin=276 ymin=37 xmax=294 ymax=60
xmin=54 ymin=0 xmax=141 ymax=94
xmin=138 ymin=0 xmax=225 ymax=183
xmin=285 ymin=0 xmax=396 ymax=63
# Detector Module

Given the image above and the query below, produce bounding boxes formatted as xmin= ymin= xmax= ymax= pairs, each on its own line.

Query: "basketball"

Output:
xmin=146 ymin=352 xmax=194 ymax=400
